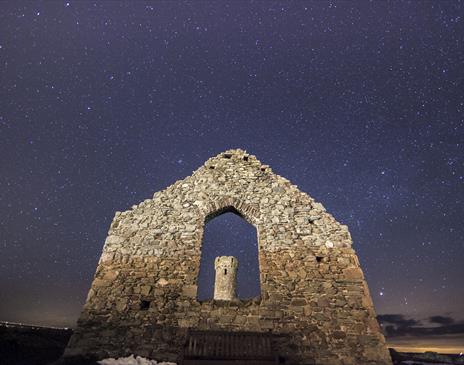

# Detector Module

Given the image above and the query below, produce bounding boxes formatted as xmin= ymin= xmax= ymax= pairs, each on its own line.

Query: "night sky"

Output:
xmin=1 ymin=1 xmax=463 ymax=353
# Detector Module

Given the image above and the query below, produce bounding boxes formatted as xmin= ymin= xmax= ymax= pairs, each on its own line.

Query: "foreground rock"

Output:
xmin=98 ymin=354 xmax=176 ymax=365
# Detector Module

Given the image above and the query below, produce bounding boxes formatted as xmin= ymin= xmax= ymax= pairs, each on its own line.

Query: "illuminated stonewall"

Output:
xmin=213 ymin=256 xmax=238 ymax=301
xmin=64 ymin=149 xmax=392 ymax=365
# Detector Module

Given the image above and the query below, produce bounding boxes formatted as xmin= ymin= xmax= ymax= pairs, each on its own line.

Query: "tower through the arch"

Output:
xmin=214 ymin=256 xmax=238 ymax=300
xmin=197 ymin=209 xmax=260 ymax=301
xmin=63 ymin=149 xmax=392 ymax=365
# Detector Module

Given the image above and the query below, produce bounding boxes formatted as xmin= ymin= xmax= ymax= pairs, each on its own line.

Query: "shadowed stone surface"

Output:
xmin=64 ymin=149 xmax=392 ymax=365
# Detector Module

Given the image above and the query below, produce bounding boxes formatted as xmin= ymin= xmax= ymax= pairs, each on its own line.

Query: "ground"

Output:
xmin=0 ymin=322 xmax=72 ymax=365
xmin=0 ymin=322 xmax=462 ymax=365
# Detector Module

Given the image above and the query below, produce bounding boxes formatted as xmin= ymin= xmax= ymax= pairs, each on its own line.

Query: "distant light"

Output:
xmin=379 ymin=291 xmax=384 ymax=296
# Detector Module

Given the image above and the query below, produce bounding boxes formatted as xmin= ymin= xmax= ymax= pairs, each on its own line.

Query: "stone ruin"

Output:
xmin=214 ymin=256 xmax=238 ymax=301
xmin=64 ymin=149 xmax=392 ymax=365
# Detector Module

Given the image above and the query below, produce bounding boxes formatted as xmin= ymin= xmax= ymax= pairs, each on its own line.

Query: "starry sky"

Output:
xmin=1 ymin=0 xmax=463 ymax=352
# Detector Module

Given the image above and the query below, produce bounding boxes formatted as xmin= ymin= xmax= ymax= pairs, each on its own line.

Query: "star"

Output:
xmin=0 ymin=1 xmax=462 ymax=337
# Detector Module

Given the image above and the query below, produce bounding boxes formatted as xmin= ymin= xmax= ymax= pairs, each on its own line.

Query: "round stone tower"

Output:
xmin=214 ymin=256 xmax=238 ymax=300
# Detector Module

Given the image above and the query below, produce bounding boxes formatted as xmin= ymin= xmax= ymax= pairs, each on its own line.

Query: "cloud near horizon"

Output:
xmin=377 ymin=314 xmax=464 ymax=338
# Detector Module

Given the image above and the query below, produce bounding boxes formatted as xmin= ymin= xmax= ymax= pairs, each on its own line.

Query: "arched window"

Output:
xmin=197 ymin=211 xmax=261 ymax=300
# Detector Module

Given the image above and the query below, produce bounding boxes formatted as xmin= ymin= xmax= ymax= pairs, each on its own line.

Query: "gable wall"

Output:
xmin=64 ymin=150 xmax=391 ymax=365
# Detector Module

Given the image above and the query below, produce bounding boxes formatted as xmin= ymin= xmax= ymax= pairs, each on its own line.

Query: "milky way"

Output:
xmin=0 ymin=1 xmax=463 ymax=333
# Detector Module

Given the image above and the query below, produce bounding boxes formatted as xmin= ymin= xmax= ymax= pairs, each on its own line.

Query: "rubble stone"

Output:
xmin=213 ymin=256 xmax=238 ymax=301
xmin=63 ymin=149 xmax=391 ymax=365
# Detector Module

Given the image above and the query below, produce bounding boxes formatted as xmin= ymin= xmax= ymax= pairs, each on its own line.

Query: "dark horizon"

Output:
xmin=1 ymin=0 xmax=463 ymax=354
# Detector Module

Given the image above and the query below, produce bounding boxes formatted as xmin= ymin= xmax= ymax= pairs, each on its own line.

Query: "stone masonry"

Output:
xmin=213 ymin=256 xmax=238 ymax=301
xmin=64 ymin=149 xmax=392 ymax=365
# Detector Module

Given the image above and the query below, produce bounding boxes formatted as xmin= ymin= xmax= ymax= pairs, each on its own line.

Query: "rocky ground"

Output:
xmin=1 ymin=322 xmax=462 ymax=365
xmin=389 ymin=349 xmax=464 ymax=365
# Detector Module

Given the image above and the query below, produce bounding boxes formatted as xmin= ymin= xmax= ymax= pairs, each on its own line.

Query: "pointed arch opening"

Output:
xmin=197 ymin=208 xmax=261 ymax=301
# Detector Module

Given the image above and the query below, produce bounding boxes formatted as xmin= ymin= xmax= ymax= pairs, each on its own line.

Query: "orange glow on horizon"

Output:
xmin=389 ymin=344 xmax=463 ymax=354
xmin=387 ymin=335 xmax=464 ymax=355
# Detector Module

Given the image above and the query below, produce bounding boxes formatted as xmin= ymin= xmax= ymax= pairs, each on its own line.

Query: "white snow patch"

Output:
xmin=98 ymin=354 xmax=176 ymax=365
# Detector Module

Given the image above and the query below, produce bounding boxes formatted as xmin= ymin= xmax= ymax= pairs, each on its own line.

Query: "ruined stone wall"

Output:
xmin=64 ymin=149 xmax=392 ymax=365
